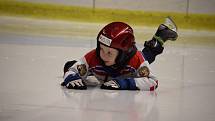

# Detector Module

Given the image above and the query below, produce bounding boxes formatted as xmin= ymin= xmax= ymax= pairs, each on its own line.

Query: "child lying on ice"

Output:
xmin=61 ymin=17 xmax=178 ymax=91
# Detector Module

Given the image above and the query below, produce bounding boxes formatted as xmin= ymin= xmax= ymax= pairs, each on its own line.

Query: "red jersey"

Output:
xmin=64 ymin=49 xmax=158 ymax=91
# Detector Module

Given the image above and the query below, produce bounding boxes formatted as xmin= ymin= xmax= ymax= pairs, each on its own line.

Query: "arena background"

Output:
xmin=0 ymin=1 xmax=215 ymax=121
xmin=17 ymin=0 xmax=215 ymax=14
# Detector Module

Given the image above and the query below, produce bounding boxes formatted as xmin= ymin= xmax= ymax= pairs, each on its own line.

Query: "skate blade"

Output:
xmin=164 ymin=16 xmax=177 ymax=33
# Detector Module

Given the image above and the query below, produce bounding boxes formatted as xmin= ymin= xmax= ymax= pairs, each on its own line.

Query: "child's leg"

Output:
xmin=142 ymin=17 xmax=178 ymax=64
xmin=142 ymin=39 xmax=164 ymax=64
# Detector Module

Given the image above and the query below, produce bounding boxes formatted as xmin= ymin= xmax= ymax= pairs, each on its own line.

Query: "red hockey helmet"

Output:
xmin=96 ymin=22 xmax=137 ymax=68
xmin=97 ymin=22 xmax=135 ymax=53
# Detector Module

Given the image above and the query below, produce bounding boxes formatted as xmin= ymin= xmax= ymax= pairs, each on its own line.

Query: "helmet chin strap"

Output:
xmin=115 ymin=46 xmax=137 ymax=69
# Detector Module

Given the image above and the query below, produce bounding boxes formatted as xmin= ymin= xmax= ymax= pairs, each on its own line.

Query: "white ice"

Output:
xmin=0 ymin=17 xmax=215 ymax=121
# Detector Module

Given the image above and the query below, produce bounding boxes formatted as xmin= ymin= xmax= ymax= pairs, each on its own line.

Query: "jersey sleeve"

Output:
xmin=134 ymin=61 xmax=158 ymax=91
xmin=129 ymin=51 xmax=158 ymax=91
xmin=114 ymin=51 xmax=158 ymax=91
xmin=63 ymin=50 xmax=98 ymax=86
xmin=63 ymin=57 xmax=89 ymax=85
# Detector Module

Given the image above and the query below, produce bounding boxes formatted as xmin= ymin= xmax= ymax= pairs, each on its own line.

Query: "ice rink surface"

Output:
xmin=0 ymin=17 xmax=215 ymax=121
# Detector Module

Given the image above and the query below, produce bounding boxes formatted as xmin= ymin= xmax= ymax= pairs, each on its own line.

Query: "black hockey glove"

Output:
xmin=100 ymin=79 xmax=138 ymax=90
xmin=61 ymin=79 xmax=87 ymax=90
xmin=101 ymin=80 xmax=120 ymax=90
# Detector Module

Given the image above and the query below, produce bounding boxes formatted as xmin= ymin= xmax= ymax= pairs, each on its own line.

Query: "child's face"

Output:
xmin=100 ymin=44 xmax=119 ymax=66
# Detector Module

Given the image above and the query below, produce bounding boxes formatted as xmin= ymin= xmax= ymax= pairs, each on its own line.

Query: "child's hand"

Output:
xmin=101 ymin=79 xmax=138 ymax=90
xmin=61 ymin=79 xmax=87 ymax=90
xmin=100 ymin=80 xmax=120 ymax=90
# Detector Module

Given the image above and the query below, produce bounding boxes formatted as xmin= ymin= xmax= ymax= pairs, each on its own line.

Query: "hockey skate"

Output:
xmin=145 ymin=17 xmax=178 ymax=47
xmin=154 ymin=17 xmax=178 ymax=44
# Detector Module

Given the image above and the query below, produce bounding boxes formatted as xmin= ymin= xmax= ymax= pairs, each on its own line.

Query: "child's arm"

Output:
xmin=61 ymin=57 xmax=89 ymax=89
xmin=101 ymin=61 xmax=158 ymax=91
